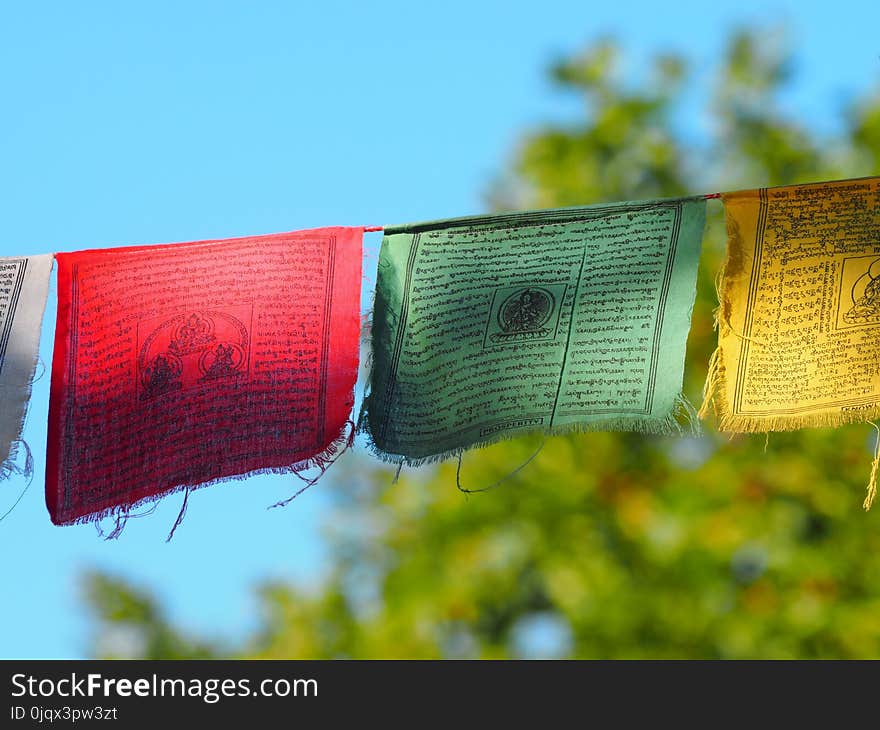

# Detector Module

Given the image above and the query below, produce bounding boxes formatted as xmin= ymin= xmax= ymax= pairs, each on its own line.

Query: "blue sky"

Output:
xmin=0 ymin=1 xmax=877 ymax=658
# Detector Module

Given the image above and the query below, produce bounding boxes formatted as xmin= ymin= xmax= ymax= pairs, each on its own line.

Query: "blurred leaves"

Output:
xmin=84 ymin=27 xmax=880 ymax=658
xmin=83 ymin=571 xmax=221 ymax=659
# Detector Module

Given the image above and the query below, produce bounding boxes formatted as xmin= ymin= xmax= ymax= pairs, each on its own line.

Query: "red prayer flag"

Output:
xmin=47 ymin=227 xmax=363 ymax=527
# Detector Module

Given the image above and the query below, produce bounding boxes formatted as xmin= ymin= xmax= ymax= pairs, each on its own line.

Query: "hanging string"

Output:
xmin=0 ymin=442 xmax=34 ymax=523
xmin=93 ymin=499 xmax=162 ymax=540
xmin=96 ymin=510 xmax=129 ymax=540
xmin=31 ymin=358 xmax=47 ymax=384
xmin=166 ymin=487 xmax=191 ymax=542
xmin=365 ymin=194 xmax=719 ymax=233
xmin=0 ymin=482 xmax=30 ymax=522
xmin=456 ymin=439 xmax=545 ymax=494
xmin=268 ymin=420 xmax=357 ymax=509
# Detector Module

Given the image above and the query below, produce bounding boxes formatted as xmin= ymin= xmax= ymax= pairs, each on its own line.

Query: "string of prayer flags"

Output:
xmin=701 ymin=177 xmax=880 ymax=433
xmin=361 ymin=198 xmax=707 ymax=464
xmin=46 ymin=228 xmax=363 ymax=527
xmin=0 ymin=254 xmax=53 ymax=481
xmin=0 ymin=174 xmax=875 ymax=529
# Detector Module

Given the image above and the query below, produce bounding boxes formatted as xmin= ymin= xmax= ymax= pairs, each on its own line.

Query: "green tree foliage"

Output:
xmin=84 ymin=29 xmax=880 ymax=658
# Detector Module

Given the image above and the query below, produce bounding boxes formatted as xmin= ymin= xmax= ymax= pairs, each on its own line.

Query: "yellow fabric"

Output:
xmin=702 ymin=177 xmax=880 ymax=433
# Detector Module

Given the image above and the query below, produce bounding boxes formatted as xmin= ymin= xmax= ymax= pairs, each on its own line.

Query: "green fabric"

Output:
xmin=363 ymin=198 xmax=707 ymax=463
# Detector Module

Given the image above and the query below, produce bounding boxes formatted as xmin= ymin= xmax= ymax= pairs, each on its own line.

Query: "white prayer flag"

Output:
xmin=0 ymin=254 xmax=53 ymax=479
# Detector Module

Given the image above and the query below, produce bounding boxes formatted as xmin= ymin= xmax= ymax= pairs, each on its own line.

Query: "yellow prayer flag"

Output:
xmin=702 ymin=177 xmax=880 ymax=440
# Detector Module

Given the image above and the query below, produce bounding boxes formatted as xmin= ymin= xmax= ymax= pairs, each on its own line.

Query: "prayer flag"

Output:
xmin=702 ymin=178 xmax=880 ymax=433
xmin=362 ymin=199 xmax=706 ymax=464
xmin=47 ymin=228 xmax=362 ymax=526
xmin=0 ymin=254 xmax=53 ymax=480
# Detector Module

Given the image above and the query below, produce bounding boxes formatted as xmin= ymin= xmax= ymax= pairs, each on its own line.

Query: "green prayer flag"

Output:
xmin=363 ymin=198 xmax=707 ymax=464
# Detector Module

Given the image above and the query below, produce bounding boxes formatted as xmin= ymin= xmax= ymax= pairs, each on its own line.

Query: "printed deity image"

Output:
xmin=841 ymin=256 xmax=880 ymax=326
xmin=363 ymin=200 xmax=706 ymax=463
xmin=138 ymin=309 xmax=252 ymax=401
xmin=47 ymin=229 xmax=362 ymax=525
xmin=704 ymin=177 xmax=880 ymax=432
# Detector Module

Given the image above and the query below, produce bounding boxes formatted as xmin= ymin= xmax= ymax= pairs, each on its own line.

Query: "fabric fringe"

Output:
xmin=0 ymin=439 xmax=34 ymax=484
xmin=712 ymin=407 xmax=880 ymax=435
xmin=0 ymin=440 xmax=34 ymax=522
xmin=0 ymin=286 xmax=47 ymax=528
xmin=697 ymin=355 xmax=879 ymax=433
xmin=267 ymin=419 xmax=356 ymax=510
xmin=864 ymin=422 xmax=880 ymax=511
xmin=697 ymin=346 xmax=721 ymax=421
xmin=94 ymin=501 xmax=160 ymax=540
xmin=95 ymin=511 xmax=128 ymax=540
xmin=166 ymin=488 xmax=191 ymax=542
xmin=699 ymin=213 xmax=736 ymax=426
xmin=0 ymin=352 xmax=44 ymax=487
xmin=700 ymin=342 xmax=880 ymax=432
xmin=65 ymin=419 xmax=357 ymax=540
xmin=359 ymin=393 xmax=701 ymax=470
xmin=31 ymin=357 xmax=47 ymax=385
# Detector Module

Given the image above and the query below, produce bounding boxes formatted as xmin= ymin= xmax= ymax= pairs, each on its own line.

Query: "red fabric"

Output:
xmin=47 ymin=227 xmax=363 ymax=525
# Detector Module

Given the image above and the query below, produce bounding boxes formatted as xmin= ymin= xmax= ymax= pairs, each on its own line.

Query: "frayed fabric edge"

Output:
xmin=0 ymin=287 xmax=49 ymax=524
xmin=358 ymin=393 xmax=701 ymax=470
xmin=0 ymin=440 xmax=34 ymax=522
xmin=1 ymin=357 xmax=45 ymax=487
xmin=699 ymin=342 xmax=880 ymax=433
xmin=700 ymin=344 xmax=880 ymax=511
xmin=0 ymin=348 xmax=41 ymax=519
xmin=0 ymin=439 xmax=34 ymax=483
xmin=57 ymin=419 xmax=357 ymax=540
